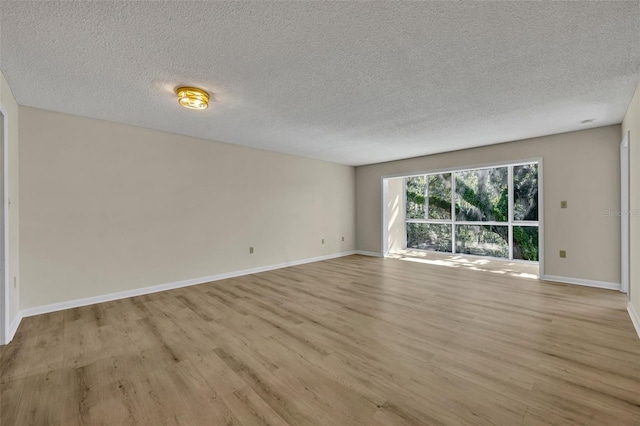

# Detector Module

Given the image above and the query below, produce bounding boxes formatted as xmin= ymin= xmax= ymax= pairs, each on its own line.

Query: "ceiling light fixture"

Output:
xmin=176 ymin=86 xmax=210 ymax=110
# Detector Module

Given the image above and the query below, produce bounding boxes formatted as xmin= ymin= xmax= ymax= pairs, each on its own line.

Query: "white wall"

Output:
xmin=0 ymin=70 xmax=20 ymax=338
xmin=19 ymin=107 xmax=355 ymax=310
xmin=622 ymin=82 xmax=640 ymax=331
xmin=356 ymin=126 xmax=622 ymax=286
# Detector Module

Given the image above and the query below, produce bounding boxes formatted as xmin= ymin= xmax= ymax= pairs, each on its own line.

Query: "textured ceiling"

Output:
xmin=1 ymin=1 xmax=639 ymax=166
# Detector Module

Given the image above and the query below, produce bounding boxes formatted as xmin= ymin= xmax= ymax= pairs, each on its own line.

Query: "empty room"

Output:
xmin=1 ymin=1 xmax=640 ymax=425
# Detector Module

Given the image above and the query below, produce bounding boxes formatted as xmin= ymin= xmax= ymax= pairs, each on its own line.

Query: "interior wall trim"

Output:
xmin=541 ymin=274 xmax=621 ymax=291
xmin=628 ymin=302 xmax=640 ymax=340
xmin=6 ymin=311 xmax=21 ymax=344
xmin=354 ymin=250 xmax=382 ymax=257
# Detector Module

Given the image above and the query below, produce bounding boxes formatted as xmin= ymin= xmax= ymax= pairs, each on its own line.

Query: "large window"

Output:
xmin=405 ymin=162 xmax=539 ymax=261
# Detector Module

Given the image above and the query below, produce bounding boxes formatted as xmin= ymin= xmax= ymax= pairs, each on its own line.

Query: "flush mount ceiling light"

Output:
xmin=176 ymin=86 xmax=210 ymax=110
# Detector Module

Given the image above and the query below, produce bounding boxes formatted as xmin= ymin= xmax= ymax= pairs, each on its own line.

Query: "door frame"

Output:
xmin=0 ymin=102 xmax=8 ymax=344
xmin=621 ymin=132 xmax=630 ymax=295
xmin=0 ymin=105 xmax=9 ymax=344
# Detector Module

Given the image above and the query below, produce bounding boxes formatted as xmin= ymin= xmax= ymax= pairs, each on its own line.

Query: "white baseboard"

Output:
xmin=5 ymin=311 xmax=23 ymax=344
xmin=628 ymin=303 xmax=640 ymax=340
xmin=541 ymin=275 xmax=621 ymax=291
xmin=354 ymin=250 xmax=382 ymax=257
xmin=19 ymin=250 xmax=357 ymax=319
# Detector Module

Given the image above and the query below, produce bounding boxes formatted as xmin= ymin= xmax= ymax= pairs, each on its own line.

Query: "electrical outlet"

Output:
xmin=559 ymin=250 xmax=566 ymax=258
xmin=322 ymin=239 xmax=325 ymax=244
xmin=561 ymin=201 xmax=567 ymax=208
xmin=249 ymin=246 xmax=254 ymax=254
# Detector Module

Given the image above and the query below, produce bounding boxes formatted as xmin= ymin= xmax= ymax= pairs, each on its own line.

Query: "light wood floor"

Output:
xmin=2 ymin=255 xmax=639 ymax=425
xmin=388 ymin=249 xmax=540 ymax=278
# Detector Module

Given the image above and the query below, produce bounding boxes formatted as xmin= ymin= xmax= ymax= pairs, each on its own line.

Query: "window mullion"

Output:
xmin=403 ymin=177 xmax=408 ymax=249
xmin=508 ymin=165 xmax=514 ymax=260
xmin=451 ymin=173 xmax=456 ymax=254
xmin=424 ymin=175 xmax=429 ymax=220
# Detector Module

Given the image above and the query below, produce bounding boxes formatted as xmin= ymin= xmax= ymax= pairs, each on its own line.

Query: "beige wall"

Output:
xmin=622 ymin=83 xmax=640 ymax=320
xmin=0 ymin=71 xmax=20 ymax=332
xmin=356 ymin=126 xmax=622 ymax=285
xmin=19 ymin=107 xmax=355 ymax=309
xmin=385 ymin=177 xmax=405 ymax=254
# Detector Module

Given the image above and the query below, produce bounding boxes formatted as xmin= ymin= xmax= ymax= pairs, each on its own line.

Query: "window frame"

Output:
xmin=404 ymin=161 xmax=540 ymax=262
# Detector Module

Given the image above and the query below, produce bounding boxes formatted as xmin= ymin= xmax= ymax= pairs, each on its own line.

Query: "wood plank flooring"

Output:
xmin=1 ymin=255 xmax=640 ymax=425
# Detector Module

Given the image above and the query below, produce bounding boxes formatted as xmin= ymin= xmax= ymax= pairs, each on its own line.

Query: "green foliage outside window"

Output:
xmin=406 ymin=176 xmax=426 ymax=219
xmin=406 ymin=164 xmax=539 ymax=261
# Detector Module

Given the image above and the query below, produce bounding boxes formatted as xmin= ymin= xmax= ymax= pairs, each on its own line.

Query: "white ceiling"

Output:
xmin=1 ymin=1 xmax=639 ymax=166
